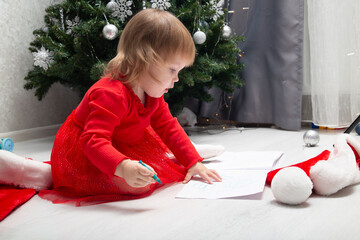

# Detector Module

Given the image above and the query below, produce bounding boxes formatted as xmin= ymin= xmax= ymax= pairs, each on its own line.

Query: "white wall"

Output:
xmin=0 ymin=0 xmax=80 ymax=137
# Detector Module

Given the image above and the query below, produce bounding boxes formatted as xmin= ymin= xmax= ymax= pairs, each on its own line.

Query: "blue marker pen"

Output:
xmin=139 ymin=160 xmax=161 ymax=184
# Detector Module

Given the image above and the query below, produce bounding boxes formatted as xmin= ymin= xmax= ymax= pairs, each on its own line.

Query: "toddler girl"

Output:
xmin=38 ymin=8 xmax=221 ymax=205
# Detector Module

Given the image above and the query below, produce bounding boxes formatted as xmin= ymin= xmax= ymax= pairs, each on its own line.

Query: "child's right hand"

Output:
xmin=115 ymin=159 xmax=156 ymax=188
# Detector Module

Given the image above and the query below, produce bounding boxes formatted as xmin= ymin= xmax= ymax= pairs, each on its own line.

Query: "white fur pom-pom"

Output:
xmin=271 ymin=167 xmax=313 ymax=205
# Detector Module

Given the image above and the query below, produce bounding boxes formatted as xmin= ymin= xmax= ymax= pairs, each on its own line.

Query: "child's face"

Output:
xmin=138 ymin=56 xmax=186 ymax=98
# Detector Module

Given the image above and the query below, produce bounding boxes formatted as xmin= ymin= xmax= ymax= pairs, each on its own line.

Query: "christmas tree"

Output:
xmin=25 ymin=0 xmax=244 ymax=115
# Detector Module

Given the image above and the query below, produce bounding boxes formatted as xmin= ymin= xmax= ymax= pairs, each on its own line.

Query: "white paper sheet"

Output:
xmin=176 ymin=169 xmax=270 ymax=199
xmin=176 ymin=151 xmax=283 ymax=199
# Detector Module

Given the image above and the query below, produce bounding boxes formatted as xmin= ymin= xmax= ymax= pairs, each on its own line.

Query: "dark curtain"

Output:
xmin=186 ymin=0 xmax=304 ymax=130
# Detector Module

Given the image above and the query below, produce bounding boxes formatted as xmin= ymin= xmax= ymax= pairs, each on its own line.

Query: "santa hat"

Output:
xmin=266 ymin=134 xmax=360 ymax=205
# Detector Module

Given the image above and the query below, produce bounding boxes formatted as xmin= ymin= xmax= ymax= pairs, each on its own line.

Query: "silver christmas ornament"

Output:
xmin=303 ymin=130 xmax=320 ymax=147
xmin=102 ymin=24 xmax=119 ymax=40
xmin=106 ymin=1 xmax=118 ymax=11
xmin=199 ymin=20 xmax=209 ymax=32
xmin=222 ymin=25 xmax=232 ymax=39
xmin=193 ymin=30 xmax=206 ymax=44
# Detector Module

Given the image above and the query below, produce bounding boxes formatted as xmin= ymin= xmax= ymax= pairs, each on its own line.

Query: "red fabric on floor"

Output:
xmin=0 ymin=185 xmax=36 ymax=221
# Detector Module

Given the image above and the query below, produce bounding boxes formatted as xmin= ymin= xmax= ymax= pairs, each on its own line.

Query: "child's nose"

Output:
xmin=173 ymin=75 xmax=179 ymax=82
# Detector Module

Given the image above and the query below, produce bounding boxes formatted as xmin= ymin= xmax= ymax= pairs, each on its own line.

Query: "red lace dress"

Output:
xmin=39 ymin=77 xmax=203 ymax=206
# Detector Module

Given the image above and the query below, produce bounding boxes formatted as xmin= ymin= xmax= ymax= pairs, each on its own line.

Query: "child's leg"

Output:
xmin=0 ymin=150 xmax=52 ymax=191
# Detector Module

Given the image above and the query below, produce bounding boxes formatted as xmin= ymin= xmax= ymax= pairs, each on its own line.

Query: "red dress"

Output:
xmin=39 ymin=77 xmax=203 ymax=205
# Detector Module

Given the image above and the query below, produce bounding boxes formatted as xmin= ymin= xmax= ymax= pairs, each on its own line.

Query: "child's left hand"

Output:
xmin=183 ymin=162 xmax=222 ymax=184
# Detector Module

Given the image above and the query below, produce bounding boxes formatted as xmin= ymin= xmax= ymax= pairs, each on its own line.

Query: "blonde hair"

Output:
xmin=103 ymin=8 xmax=195 ymax=84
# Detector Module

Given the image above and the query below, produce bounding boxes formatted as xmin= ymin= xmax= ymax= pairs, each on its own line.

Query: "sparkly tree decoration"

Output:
xmin=25 ymin=0 xmax=244 ymax=115
xmin=32 ymin=46 xmax=54 ymax=71
xmin=150 ymin=0 xmax=171 ymax=10
xmin=209 ymin=0 xmax=224 ymax=21
xmin=66 ymin=16 xmax=80 ymax=34
xmin=107 ymin=0 xmax=133 ymax=23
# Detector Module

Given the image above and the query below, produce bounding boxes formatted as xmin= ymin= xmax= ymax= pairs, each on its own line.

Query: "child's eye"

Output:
xmin=170 ymin=68 xmax=176 ymax=74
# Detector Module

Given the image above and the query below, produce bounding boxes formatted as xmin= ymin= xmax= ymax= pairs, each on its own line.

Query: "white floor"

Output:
xmin=1 ymin=127 xmax=360 ymax=240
